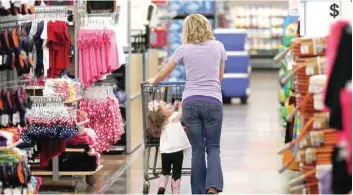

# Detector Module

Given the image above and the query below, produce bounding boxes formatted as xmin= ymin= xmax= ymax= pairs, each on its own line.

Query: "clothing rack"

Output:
xmin=0 ymin=79 xmax=32 ymax=85
xmin=28 ymin=95 xmax=102 ymax=191
xmin=0 ymin=15 xmax=35 ymax=82
xmin=0 ymin=79 xmax=33 ymax=90
xmin=79 ymin=13 xmax=116 ymax=27
xmin=34 ymin=6 xmax=69 ymax=13
xmin=0 ymin=14 xmax=35 ymax=24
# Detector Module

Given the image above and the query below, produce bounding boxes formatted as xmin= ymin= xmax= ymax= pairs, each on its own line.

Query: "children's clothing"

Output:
xmin=79 ymin=97 xmax=124 ymax=153
xmin=158 ymin=111 xmax=190 ymax=194
xmin=161 ymin=150 xmax=183 ymax=180
xmin=159 ymin=112 xmax=191 ymax=154
xmin=77 ymin=29 xmax=122 ymax=87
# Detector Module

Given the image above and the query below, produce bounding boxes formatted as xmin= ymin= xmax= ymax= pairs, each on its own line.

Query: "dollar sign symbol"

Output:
xmin=330 ymin=3 xmax=339 ymax=19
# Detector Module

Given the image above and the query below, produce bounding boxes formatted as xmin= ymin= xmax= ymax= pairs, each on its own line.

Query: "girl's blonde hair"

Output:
xmin=182 ymin=14 xmax=215 ymax=44
xmin=148 ymin=109 xmax=167 ymax=137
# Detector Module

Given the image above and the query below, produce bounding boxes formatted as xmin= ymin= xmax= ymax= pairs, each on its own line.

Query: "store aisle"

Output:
xmin=95 ymin=70 xmax=293 ymax=194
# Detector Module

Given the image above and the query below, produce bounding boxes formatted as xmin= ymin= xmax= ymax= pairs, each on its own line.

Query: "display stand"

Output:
xmin=24 ymin=95 xmax=102 ymax=192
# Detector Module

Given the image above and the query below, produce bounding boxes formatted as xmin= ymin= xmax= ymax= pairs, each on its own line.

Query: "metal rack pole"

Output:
xmin=74 ymin=7 xmax=79 ymax=78
xmin=126 ymin=0 xmax=132 ymax=153
xmin=52 ymin=156 xmax=59 ymax=181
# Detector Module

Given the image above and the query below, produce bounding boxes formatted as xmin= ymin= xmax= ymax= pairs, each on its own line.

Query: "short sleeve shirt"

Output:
xmin=171 ymin=40 xmax=227 ymax=102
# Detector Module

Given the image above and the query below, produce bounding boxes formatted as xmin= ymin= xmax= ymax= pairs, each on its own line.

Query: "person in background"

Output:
xmin=148 ymin=100 xmax=191 ymax=194
xmin=147 ymin=14 xmax=226 ymax=194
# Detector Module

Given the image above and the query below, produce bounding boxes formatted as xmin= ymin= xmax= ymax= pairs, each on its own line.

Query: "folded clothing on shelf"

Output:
xmin=43 ymin=78 xmax=83 ymax=102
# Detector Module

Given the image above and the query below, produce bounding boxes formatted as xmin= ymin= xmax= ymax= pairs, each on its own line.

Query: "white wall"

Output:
xmin=117 ymin=0 xmax=152 ymax=47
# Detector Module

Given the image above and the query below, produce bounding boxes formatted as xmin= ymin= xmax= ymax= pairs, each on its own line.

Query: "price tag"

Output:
xmin=300 ymin=138 xmax=308 ymax=148
xmin=12 ymin=112 xmax=20 ymax=125
xmin=1 ymin=114 xmax=9 ymax=126
xmin=300 ymin=45 xmax=309 ymax=55
xmin=313 ymin=120 xmax=322 ymax=129
xmin=306 ymin=67 xmax=314 ymax=75
xmin=305 ymin=148 xmax=316 ymax=164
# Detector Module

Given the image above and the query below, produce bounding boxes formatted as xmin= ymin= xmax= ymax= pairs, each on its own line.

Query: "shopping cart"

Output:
xmin=141 ymin=81 xmax=191 ymax=194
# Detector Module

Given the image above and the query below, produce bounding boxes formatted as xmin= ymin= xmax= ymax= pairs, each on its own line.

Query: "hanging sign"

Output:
xmin=152 ymin=0 xmax=167 ymax=5
xmin=289 ymin=0 xmax=300 ymax=15
xmin=300 ymin=0 xmax=344 ymax=37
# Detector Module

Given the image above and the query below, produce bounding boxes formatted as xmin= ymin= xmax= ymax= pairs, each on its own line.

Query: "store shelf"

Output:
xmin=173 ymin=13 xmax=214 ymax=20
xmin=249 ymin=49 xmax=279 ymax=58
xmin=65 ymin=148 xmax=85 ymax=152
xmin=0 ymin=146 xmax=8 ymax=151
xmin=107 ymin=145 xmax=126 ymax=152
xmin=25 ymin=86 xmax=45 ymax=90
xmin=32 ymin=165 xmax=103 ymax=176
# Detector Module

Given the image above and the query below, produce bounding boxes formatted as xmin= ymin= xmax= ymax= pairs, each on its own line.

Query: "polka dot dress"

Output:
xmin=79 ymin=97 xmax=124 ymax=153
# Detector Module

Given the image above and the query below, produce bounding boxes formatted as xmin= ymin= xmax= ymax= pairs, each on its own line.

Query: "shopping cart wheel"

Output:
xmin=75 ymin=181 xmax=88 ymax=192
xmin=143 ymin=181 xmax=150 ymax=194
xmin=86 ymin=175 xmax=97 ymax=186
xmin=240 ymin=96 xmax=248 ymax=105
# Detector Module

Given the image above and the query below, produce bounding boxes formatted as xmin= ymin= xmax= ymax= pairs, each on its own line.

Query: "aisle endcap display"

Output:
xmin=214 ymin=28 xmax=250 ymax=104
xmin=276 ymin=19 xmax=352 ymax=194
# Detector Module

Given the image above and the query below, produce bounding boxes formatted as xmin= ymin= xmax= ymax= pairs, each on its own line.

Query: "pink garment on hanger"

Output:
xmin=94 ymin=32 xmax=103 ymax=75
xmin=89 ymin=33 xmax=99 ymax=80
xmin=79 ymin=97 xmax=124 ymax=153
xmin=323 ymin=20 xmax=350 ymax=110
xmin=83 ymin=32 xmax=93 ymax=86
xmin=78 ymin=32 xmax=86 ymax=86
xmin=340 ymin=88 xmax=352 ymax=175
xmin=103 ymin=31 xmax=112 ymax=72
xmin=111 ymin=31 xmax=120 ymax=70
xmin=78 ymin=29 xmax=122 ymax=87
xmin=100 ymin=30 xmax=108 ymax=75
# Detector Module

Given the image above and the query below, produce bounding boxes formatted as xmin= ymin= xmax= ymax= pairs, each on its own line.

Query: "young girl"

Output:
xmin=148 ymin=100 xmax=191 ymax=194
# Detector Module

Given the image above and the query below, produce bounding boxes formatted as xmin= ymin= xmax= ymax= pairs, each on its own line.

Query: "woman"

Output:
xmin=147 ymin=14 xmax=226 ymax=194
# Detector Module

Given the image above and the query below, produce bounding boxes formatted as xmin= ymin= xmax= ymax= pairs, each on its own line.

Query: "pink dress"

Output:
xmin=78 ymin=29 xmax=122 ymax=87
xmin=79 ymin=97 xmax=124 ymax=153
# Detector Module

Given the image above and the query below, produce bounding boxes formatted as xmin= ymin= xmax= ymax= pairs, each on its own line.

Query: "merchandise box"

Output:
xmin=169 ymin=19 xmax=184 ymax=33
xmin=169 ymin=1 xmax=184 ymax=15
xmin=170 ymin=42 xmax=181 ymax=52
xmin=202 ymin=0 xmax=215 ymax=14
xmin=168 ymin=32 xmax=182 ymax=45
xmin=225 ymin=51 xmax=250 ymax=74
xmin=221 ymin=73 xmax=250 ymax=97
xmin=169 ymin=0 xmax=215 ymax=15
xmin=214 ymin=29 xmax=247 ymax=51
xmin=209 ymin=19 xmax=215 ymax=28
xmin=183 ymin=0 xmax=203 ymax=14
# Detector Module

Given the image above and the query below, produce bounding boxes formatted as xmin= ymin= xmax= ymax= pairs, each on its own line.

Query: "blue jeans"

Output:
xmin=182 ymin=100 xmax=223 ymax=194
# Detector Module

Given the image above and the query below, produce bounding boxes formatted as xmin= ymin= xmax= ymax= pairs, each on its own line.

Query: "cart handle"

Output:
xmin=141 ymin=81 xmax=186 ymax=85
xmin=158 ymin=81 xmax=185 ymax=85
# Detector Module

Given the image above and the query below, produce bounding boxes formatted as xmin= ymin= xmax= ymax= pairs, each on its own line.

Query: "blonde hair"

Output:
xmin=148 ymin=109 xmax=167 ymax=137
xmin=182 ymin=14 xmax=215 ymax=44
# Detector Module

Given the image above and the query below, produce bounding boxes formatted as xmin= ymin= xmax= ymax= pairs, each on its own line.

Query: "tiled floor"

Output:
xmin=40 ymin=71 xmax=296 ymax=194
